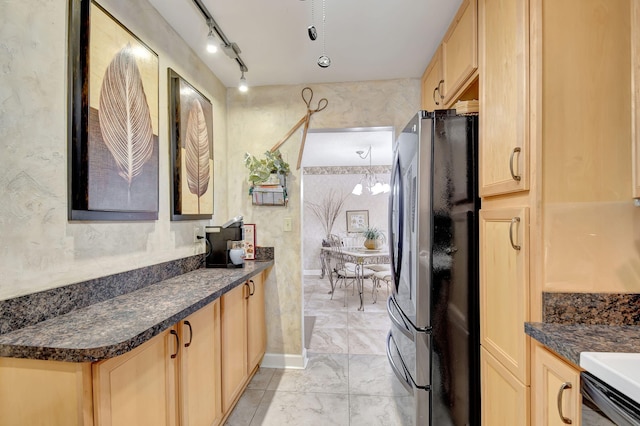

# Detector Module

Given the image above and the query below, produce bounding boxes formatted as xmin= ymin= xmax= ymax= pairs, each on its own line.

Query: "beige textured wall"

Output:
xmin=0 ymin=0 xmax=228 ymax=300
xmin=227 ymin=81 xmax=419 ymax=357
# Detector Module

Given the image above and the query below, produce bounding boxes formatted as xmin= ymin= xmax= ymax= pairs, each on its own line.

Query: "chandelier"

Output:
xmin=352 ymin=146 xmax=391 ymax=196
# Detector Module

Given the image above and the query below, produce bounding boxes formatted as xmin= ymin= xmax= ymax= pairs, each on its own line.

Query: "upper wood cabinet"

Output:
xmin=441 ymin=0 xmax=478 ymax=106
xmin=632 ymin=0 xmax=640 ymax=200
xmin=421 ymin=46 xmax=443 ymax=111
xmin=479 ymin=0 xmax=529 ymax=197
xmin=531 ymin=343 xmax=581 ymax=426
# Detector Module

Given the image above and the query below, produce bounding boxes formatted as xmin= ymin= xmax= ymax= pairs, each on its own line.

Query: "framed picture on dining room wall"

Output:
xmin=168 ymin=68 xmax=214 ymax=220
xmin=346 ymin=210 xmax=369 ymax=233
xmin=68 ymin=0 xmax=159 ymax=220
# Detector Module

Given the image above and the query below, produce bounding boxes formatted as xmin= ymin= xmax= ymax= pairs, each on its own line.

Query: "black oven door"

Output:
xmin=581 ymin=372 xmax=640 ymax=426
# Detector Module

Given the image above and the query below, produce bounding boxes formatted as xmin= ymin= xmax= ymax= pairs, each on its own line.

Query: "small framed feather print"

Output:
xmin=68 ymin=0 xmax=159 ymax=220
xmin=168 ymin=69 xmax=214 ymax=220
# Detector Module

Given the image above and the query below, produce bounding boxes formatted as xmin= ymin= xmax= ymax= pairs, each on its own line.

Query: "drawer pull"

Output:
xmin=170 ymin=330 xmax=179 ymax=359
xmin=557 ymin=382 xmax=572 ymax=424
xmin=509 ymin=217 xmax=521 ymax=251
xmin=509 ymin=147 xmax=522 ymax=182
xmin=249 ymin=279 xmax=255 ymax=296
xmin=184 ymin=320 xmax=193 ymax=348
xmin=244 ymin=282 xmax=251 ymax=299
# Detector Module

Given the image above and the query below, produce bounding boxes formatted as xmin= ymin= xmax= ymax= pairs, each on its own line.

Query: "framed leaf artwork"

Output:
xmin=168 ymin=69 xmax=214 ymax=220
xmin=68 ymin=0 xmax=159 ymax=220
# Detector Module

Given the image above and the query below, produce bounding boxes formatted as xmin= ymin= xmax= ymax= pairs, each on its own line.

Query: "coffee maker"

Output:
xmin=205 ymin=216 xmax=245 ymax=268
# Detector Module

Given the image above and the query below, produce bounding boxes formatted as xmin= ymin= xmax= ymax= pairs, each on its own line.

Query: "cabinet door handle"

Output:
xmin=557 ymin=382 xmax=573 ymax=424
xmin=509 ymin=217 xmax=521 ymax=251
xmin=170 ymin=330 xmax=179 ymax=359
xmin=244 ymin=282 xmax=251 ymax=299
xmin=509 ymin=147 xmax=522 ymax=182
xmin=433 ymin=87 xmax=440 ymax=106
xmin=184 ymin=320 xmax=193 ymax=348
xmin=249 ymin=279 xmax=255 ymax=296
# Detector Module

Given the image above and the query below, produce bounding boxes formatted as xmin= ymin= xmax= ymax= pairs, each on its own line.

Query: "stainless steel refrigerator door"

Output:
xmin=389 ymin=112 xmax=433 ymax=332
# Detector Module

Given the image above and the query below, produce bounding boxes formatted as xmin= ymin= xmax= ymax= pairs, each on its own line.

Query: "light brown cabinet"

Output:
xmin=532 ymin=343 xmax=581 ymax=426
xmin=478 ymin=0 xmax=529 ymax=197
xmin=93 ymin=329 xmax=178 ymax=426
xmin=441 ymin=0 xmax=478 ymax=106
xmin=479 ymin=0 xmax=632 ymax=423
xmin=479 ymin=207 xmax=530 ymax=384
xmin=221 ymin=283 xmax=248 ymax=412
xmin=247 ymin=274 xmax=267 ymax=371
xmin=0 ymin=271 xmax=268 ymax=426
xmin=481 ymin=347 xmax=530 ymax=426
xmin=93 ymin=301 xmax=222 ymax=426
xmin=177 ymin=301 xmax=223 ymax=426
xmin=221 ymin=275 xmax=267 ymax=414
xmin=420 ymin=47 xmax=443 ymax=111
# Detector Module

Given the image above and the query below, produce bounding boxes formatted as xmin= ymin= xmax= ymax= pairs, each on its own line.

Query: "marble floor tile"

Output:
xmin=250 ymin=390 xmax=350 ymax=426
xmin=348 ymin=311 xmax=391 ymax=330
xmin=224 ymin=389 xmax=265 ymax=426
xmin=267 ymin=353 xmax=348 ymax=394
xmin=348 ymin=327 xmax=388 ymax=355
xmin=348 ymin=354 xmax=410 ymax=397
xmin=306 ymin=310 xmax=348 ymax=329
xmin=305 ymin=297 xmax=349 ymax=312
xmin=349 ymin=394 xmax=413 ymax=426
xmin=247 ymin=366 xmax=276 ymax=390
xmin=307 ymin=327 xmax=349 ymax=353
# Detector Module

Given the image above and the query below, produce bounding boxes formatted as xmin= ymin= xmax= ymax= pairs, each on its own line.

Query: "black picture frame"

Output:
xmin=168 ymin=68 xmax=214 ymax=220
xmin=68 ymin=0 xmax=159 ymax=221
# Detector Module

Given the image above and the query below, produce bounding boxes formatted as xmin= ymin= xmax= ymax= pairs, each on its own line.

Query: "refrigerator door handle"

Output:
xmin=387 ymin=294 xmax=432 ymax=336
xmin=388 ymin=152 xmax=404 ymax=290
xmin=386 ymin=331 xmax=430 ymax=392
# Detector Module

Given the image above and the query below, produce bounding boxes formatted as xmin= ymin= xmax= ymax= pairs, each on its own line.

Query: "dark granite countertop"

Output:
xmin=0 ymin=261 xmax=273 ymax=363
xmin=525 ymin=322 xmax=640 ymax=366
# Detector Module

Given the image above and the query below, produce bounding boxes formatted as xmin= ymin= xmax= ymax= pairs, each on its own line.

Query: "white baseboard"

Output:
xmin=303 ymin=269 xmax=321 ymax=276
xmin=260 ymin=349 xmax=309 ymax=369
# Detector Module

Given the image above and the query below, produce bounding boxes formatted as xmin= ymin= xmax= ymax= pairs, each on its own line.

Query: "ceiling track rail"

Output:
xmin=190 ymin=0 xmax=248 ymax=73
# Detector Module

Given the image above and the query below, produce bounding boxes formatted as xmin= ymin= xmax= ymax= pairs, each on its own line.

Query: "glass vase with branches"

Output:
xmin=305 ymin=189 xmax=349 ymax=241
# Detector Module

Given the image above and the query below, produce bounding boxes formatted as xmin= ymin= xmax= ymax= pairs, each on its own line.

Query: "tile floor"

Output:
xmin=224 ymin=274 xmax=413 ymax=426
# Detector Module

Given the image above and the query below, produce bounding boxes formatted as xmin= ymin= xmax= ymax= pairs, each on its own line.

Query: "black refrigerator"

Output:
xmin=386 ymin=110 xmax=480 ymax=425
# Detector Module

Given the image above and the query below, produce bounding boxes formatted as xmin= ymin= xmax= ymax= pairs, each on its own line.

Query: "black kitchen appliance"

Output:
xmin=205 ymin=216 xmax=245 ymax=268
xmin=386 ymin=110 xmax=480 ymax=425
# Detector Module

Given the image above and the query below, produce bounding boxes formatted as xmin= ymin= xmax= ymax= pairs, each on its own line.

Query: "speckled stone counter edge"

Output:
xmin=525 ymin=322 xmax=640 ymax=366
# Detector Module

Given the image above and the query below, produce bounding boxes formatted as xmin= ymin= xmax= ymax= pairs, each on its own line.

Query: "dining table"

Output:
xmin=320 ymin=246 xmax=390 ymax=311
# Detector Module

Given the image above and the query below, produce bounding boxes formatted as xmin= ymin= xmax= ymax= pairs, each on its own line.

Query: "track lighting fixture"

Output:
xmin=239 ymin=71 xmax=248 ymax=93
xmin=206 ymin=19 xmax=218 ymax=53
xmin=192 ymin=0 xmax=249 ymax=89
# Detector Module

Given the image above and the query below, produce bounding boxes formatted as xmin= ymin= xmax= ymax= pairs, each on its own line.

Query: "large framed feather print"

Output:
xmin=168 ymin=69 xmax=214 ymax=220
xmin=68 ymin=0 xmax=159 ymax=220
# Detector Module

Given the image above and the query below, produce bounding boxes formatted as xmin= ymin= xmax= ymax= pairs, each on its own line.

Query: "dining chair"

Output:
xmin=327 ymin=236 xmax=374 ymax=306
xmin=371 ymin=269 xmax=392 ymax=303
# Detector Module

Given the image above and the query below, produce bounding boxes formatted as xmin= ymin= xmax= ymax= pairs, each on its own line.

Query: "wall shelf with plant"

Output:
xmin=244 ymin=150 xmax=291 ymax=206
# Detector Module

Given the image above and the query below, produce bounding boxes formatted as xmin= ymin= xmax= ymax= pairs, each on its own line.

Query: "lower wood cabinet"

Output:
xmin=0 ymin=357 xmax=93 ymax=426
xmin=0 ymin=271 xmax=267 ymax=426
xmin=531 ymin=343 xmax=581 ymax=426
xmin=93 ymin=301 xmax=222 ymax=426
xmin=93 ymin=328 xmax=178 ymax=426
xmin=221 ymin=275 xmax=267 ymax=414
xmin=481 ymin=347 xmax=530 ymax=426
